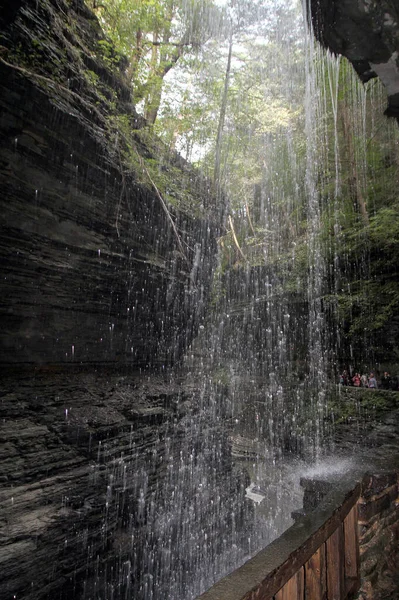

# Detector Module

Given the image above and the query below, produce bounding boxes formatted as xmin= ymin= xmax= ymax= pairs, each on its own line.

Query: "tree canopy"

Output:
xmin=86 ymin=0 xmax=399 ymax=368
xmin=90 ymin=0 xmax=225 ymax=122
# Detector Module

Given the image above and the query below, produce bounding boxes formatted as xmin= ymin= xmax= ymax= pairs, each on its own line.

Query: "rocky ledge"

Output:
xmin=0 ymin=368 xmax=249 ymax=600
xmin=310 ymin=0 xmax=399 ymax=120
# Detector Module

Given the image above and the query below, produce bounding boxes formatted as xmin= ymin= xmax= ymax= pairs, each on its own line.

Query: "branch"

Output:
xmin=149 ymin=41 xmax=201 ymax=48
xmin=130 ymin=144 xmax=191 ymax=267
xmin=245 ymin=203 xmax=256 ymax=237
xmin=228 ymin=215 xmax=247 ymax=262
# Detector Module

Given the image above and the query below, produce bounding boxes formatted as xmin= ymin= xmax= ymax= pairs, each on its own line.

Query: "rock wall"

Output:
xmin=0 ymin=0 xmax=221 ymax=368
xmin=0 ymin=370 xmax=249 ymax=600
xmin=310 ymin=0 xmax=399 ymax=120
xmin=0 ymin=3 xmax=251 ymax=600
xmin=357 ymin=472 xmax=399 ymax=599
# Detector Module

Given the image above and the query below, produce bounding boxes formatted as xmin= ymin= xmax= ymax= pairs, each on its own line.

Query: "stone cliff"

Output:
xmin=0 ymin=0 xmax=222 ymax=368
xmin=0 ymin=370 xmax=248 ymax=600
xmin=0 ymin=2 xmax=244 ymax=600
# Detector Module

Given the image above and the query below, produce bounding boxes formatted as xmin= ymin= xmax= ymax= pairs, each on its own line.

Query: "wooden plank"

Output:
xmin=344 ymin=504 xmax=360 ymax=596
xmin=197 ymin=483 xmax=361 ymax=600
xmin=326 ymin=524 xmax=344 ymax=600
xmin=275 ymin=568 xmax=304 ymax=600
xmin=304 ymin=544 xmax=326 ymax=600
xmin=241 ymin=486 xmax=359 ymax=600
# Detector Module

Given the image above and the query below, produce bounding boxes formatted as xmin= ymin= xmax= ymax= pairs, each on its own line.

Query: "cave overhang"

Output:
xmin=310 ymin=0 xmax=399 ymax=119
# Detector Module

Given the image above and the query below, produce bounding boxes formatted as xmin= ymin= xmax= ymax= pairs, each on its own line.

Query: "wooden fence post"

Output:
xmin=326 ymin=523 xmax=344 ymax=599
xmin=305 ymin=544 xmax=327 ymax=599
xmin=343 ymin=504 xmax=360 ymax=596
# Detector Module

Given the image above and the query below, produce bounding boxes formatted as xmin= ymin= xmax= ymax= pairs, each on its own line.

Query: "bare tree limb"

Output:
xmin=245 ymin=203 xmax=256 ymax=237
xmin=228 ymin=215 xmax=247 ymax=262
xmin=131 ymin=145 xmax=191 ymax=267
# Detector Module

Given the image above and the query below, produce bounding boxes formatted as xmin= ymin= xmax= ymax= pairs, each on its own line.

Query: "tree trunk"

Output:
xmin=214 ymin=31 xmax=233 ymax=187
xmin=341 ymin=104 xmax=369 ymax=224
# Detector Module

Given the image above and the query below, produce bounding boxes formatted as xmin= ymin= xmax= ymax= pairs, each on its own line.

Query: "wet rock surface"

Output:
xmin=310 ymin=0 xmax=399 ymax=120
xmin=0 ymin=369 xmax=175 ymax=598
xmin=0 ymin=368 xmax=248 ymax=600
xmin=305 ymin=391 xmax=399 ymax=600
xmin=356 ymin=471 xmax=399 ymax=600
xmin=0 ymin=0 xmax=220 ymax=368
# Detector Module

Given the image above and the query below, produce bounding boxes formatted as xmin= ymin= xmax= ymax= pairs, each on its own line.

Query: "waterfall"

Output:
xmin=302 ymin=0 xmax=328 ymax=458
xmin=3 ymin=1 xmax=399 ymax=600
xmin=129 ymin=2 xmax=340 ymax=596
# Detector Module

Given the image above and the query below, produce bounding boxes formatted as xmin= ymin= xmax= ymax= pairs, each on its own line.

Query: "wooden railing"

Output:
xmin=197 ymin=482 xmax=361 ymax=600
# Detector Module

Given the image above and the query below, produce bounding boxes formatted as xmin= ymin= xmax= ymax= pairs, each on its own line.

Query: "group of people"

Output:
xmin=340 ymin=370 xmax=377 ymax=388
xmin=339 ymin=370 xmax=398 ymax=390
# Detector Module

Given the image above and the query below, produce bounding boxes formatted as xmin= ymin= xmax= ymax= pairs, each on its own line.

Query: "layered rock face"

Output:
xmin=358 ymin=472 xmax=399 ymax=600
xmin=0 ymin=370 xmax=249 ymax=600
xmin=0 ymin=0 xmax=221 ymax=368
xmin=310 ymin=0 xmax=399 ymax=119
xmin=0 ymin=2 xmax=243 ymax=599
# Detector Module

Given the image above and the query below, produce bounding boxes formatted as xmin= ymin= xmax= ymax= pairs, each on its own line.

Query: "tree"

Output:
xmin=91 ymin=0 xmax=222 ymax=123
xmin=313 ymin=54 xmax=399 ymax=365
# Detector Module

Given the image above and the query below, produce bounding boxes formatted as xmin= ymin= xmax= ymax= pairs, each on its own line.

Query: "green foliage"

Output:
xmin=89 ymin=0 xmax=222 ymax=123
xmin=97 ymin=38 xmax=123 ymax=68
xmin=211 ymin=366 xmax=230 ymax=388
xmin=327 ymin=387 xmax=398 ymax=424
xmin=315 ymin=56 xmax=399 ymax=362
xmin=107 ymin=115 xmax=208 ymax=218
xmin=83 ymin=68 xmax=100 ymax=87
xmin=83 ymin=0 xmax=399 ymax=366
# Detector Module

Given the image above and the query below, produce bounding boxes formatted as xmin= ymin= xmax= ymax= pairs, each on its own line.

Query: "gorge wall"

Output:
xmin=0 ymin=0 xmax=221 ymax=369
xmin=1 ymin=1 xmax=399 ymax=599
xmin=0 ymin=370 xmax=250 ymax=600
xmin=0 ymin=3 xmax=243 ymax=600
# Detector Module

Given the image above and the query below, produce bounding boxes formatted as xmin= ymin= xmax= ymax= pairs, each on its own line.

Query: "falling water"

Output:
xmin=74 ymin=2 xmax=339 ymax=598
xmin=301 ymin=0 xmax=328 ymax=457
xmin=311 ymin=42 xmax=399 ymax=373
xmin=5 ymin=3 xmax=397 ymax=600
xmin=107 ymin=2 xmax=340 ymax=597
xmin=143 ymin=1 xmax=334 ymax=596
